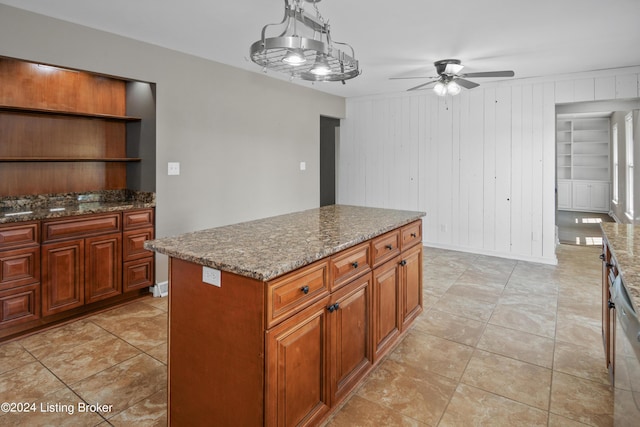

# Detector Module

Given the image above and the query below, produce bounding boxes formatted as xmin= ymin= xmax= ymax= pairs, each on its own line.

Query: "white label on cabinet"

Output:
xmin=202 ymin=266 xmax=221 ymax=287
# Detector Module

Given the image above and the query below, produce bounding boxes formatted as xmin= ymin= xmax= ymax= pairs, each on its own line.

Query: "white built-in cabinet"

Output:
xmin=556 ymin=116 xmax=611 ymax=212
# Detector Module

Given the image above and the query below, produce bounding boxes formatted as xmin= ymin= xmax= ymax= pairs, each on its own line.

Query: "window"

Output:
xmin=613 ymin=124 xmax=618 ymax=204
xmin=626 ymin=113 xmax=634 ymax=219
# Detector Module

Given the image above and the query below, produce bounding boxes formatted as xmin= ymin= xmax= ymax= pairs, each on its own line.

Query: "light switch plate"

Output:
xmin=299 ymin=161 xmax=306 ymax=171
xmin=168 ymin=162 xmax=180 ymax=175
xmin=202 ymin=266 xmax=221 ymax=287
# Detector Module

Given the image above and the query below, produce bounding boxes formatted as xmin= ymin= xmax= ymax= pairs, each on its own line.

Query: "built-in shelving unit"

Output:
xmin=556 ymin=114 xmax=611 ymax=212
xmin=0 ymin=57 xmax=155 ymax=196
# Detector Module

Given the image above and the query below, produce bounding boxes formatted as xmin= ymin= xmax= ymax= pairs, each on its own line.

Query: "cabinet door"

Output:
xmin=85 ymin=233 xmax=122 ymax=304
xmin=590 ymin=182 xmax=610 ymax=212
xmin=266 ymin=296 xmax=331 ymax=427
xmin=42 ymin=240 xmax=84 ymax=316
xmin=329 ymin=273 xmax=372 ymax=404
xmin=372 ymin=258 xmax=401 ymax=361
xmin=557 ymin=180 xmax=572 ymax=210
xmin=400 ymin=245 xmax=423 ymax=329
xmin=573 ymin=182 xmax=592 ymax=210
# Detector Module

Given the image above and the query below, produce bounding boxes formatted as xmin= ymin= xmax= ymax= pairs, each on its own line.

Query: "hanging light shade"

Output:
xmin=447 ymin=81 xmax=461 ymax=96
xmin=433 ymin=81 xmax=448 ymax=96
xmin=250 ymin=0 xmax=361 ymax=82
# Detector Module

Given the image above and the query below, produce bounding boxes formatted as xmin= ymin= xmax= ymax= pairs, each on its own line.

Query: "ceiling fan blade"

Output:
xmin=407 ymin=80 xmax=438 ymax=91
xmin=389 ymin=76 xmax=436 ymax=80
xmin=454 ymin=78 xmax=480 ymax=89
xmin=462 ymin=71 xmax=515 ymax=78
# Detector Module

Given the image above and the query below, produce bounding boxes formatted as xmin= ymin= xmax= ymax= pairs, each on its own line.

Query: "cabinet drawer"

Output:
xmin=123 ymin=228 xmax=154 ymax=261
xmin=0 ymin=283 xmax=40 ymax=327
xmin=330 ymin=242 xmax=370 ymax=290
xmin=400 ymin=221 xmax=422 ymax=250
xmin=123 ymin=257 xmax=154 ymax=292
xmin=267 ymin=260 xmax=329 ymax=327
xmin=0 ymin=222 xmax=39 ymax=249
xmin=0 ymin=247 xmax=40 ymax=290
xmin=123 ymin=209 xmax=154 ymax=230
xmin=43 ymin=213 xmax=121 ymax=243
xmin=372 ymin=230 xmax=400 ymax=267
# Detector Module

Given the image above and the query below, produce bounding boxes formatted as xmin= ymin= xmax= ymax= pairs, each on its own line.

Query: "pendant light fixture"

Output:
xmin=250 ymin=0 xmax=360 ymax=82
xmin=433 ymin=78 xmax=462 ymax=96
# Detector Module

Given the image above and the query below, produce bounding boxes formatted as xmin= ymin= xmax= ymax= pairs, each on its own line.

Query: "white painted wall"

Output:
xmin=0 ymin=5 xmax=346 ymax=282
xmin=339 ymin=68 xmax=640 ymax=264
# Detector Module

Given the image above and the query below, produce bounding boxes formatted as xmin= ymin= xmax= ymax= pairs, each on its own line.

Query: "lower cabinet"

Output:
xmin=85 ymin=233 xmax=122 ymax=304
xmin=559 ymin=179 xmax=610 ymax=212
xmin=266 ymin=297 xmax=331 ymax=427
xmin=401 ymin=244 xmax=423 ymax=329
xmin=41 ymin=239 xmax=84 ymax=316
xmin=372 ymin=258 xmax=400 ymax=361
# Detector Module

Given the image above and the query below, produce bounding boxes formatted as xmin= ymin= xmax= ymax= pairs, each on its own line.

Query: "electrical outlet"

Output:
xmin=299 ymin=161 xmax=306 ymax=171
xmin=168 ymin=162 xmax=180 ymax=176
xmin=202 ymin=266 xmax=221 ymax=287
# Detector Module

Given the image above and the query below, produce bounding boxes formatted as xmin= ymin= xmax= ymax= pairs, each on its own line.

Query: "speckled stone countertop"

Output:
xmin=145 ymin=205 xmax=425 ymax=281
xmin=0 ymin=190 xmax=155 ymax=224
xmin=601 ymin=223 xmax=640 ymax=312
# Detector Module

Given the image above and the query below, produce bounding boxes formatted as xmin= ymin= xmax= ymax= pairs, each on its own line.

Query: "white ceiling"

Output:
xmin=1 ymin=0 xmax=640 ymax=98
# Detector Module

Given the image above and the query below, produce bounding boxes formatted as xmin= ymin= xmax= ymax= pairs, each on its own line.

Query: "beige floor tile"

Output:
xmin=412 ymin=308 xmax=486 ymax=347
xmin=0 ymin=362 xmax=67 ymax=405
xmin=461 ymin=350 xmax=552 ymax=410
xmin=477 ymin=323 xmax=555 ymax=368
xmin=146 ymin=342 xmax=168 ymax=365
xmin=142 ymin=296 xmax=168 ymax=312
xmin=108 ymin=388 xmax=167 ymax=426
xmin=443 ymin=282 xmax=504 ymax=303
xmin=550 ymin=371 xmax=614 ymax=426
xmin=39 ymin=335 xmax=141 ymax=384
xmin=18 ymin=320 xmax=113 ymax=360
xmin=489 ymin=301 xmax=557 ymax=338
xmin=555 ymin=312 xmax=602 ymax=349
xmin=71 ymin=353 xmax=167 ymax=417
xmin=438 ymin=383 xmax=548 ymax=427
xmin=499 ymin=286 xmax=558 ymax=309
xmin=433 ymin=292 xmax=497 ymax=322
xmin=90 ymin=301 xmax=166 ymax=332
xmin=0 ymin=386 xmax=104 ymax=426
xmin=0 ymin=341 xmax=36 ymax=375
xmin=323 ymin=394 xmax=426 ymax=426
xmin=356 ymin=359 xmax=456 ymax=425
xmin=548 ymin=413 xmax=593 ymax=426
xmin=553 ymin=341 xmax=610 ymax=385
xmin=99 ymin=313 xmax=167 ymax=352
xmin=388 ymin=331 xmax=474 ymax=381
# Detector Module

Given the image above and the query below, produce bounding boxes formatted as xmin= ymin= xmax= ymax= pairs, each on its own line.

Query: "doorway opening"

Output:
xmin=320 ymin=116 xmax=340 ymax=207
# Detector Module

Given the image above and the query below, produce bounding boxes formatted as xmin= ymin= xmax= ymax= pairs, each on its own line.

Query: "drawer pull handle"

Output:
xmin=385 ymin=244 xmax=393 ymax=250
xmin=608 ymin=300 xmax=615 ymax=309
xmin=301 ymin=286 xmax=310 ymax=294
xmin=327 ymin=303 xmax=340 ymax=312
xmin=399 ymin=260 xmax=407 ymax=267
xmin=352 ymin=261 xmax=359 ymax=269
xmin=411 ymin=233 xmax=417 ymax=238
xmin=606 ymin=263 xmax=614 ymax=268
xmin=599 ymin=253 xmax=605 ymax=260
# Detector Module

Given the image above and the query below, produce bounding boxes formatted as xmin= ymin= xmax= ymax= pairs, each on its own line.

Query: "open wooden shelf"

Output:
xmin=0 ymin=157 xmax=142 ymax=162
xmin=0 ymin=105 xmax=141 ymax=121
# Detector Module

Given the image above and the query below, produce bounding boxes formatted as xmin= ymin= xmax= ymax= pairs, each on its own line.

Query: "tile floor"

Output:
xmin=0 ymin=244 xmax=613 ymax=426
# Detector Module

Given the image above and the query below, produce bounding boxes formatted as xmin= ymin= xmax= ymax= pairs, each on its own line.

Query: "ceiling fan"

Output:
xmin=392 ymin=59 xmax=515 ymax=95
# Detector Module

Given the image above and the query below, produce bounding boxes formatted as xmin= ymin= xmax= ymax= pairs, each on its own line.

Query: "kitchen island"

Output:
xmin=145 ymin=204 xmax=425 ymax=426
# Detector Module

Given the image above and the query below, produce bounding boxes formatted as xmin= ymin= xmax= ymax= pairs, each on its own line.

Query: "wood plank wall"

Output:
xmin=338 ymin=69 xmax=640 ymax=264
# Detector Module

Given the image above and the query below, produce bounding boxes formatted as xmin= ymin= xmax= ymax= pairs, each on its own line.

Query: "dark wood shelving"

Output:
xmin=0 ymin=105 xmax=141 ymax=121
xmin=0 ymin=157 xmax=142 ymax=162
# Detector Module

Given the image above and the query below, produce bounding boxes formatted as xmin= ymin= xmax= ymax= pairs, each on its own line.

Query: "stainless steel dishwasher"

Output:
xmin=610 ymin=275 xmax=640 ymax=425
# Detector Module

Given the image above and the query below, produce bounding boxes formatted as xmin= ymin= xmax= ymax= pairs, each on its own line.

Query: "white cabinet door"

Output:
xmin=557 ymin=180 xmax=572 ymax=210
xmin=573 ymin=182 xmax=593 ymax=211
xmin=590 ymin=182 xmax=610 ymax=212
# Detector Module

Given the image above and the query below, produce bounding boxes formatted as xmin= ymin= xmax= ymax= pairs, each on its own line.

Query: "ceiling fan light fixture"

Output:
xmin=249 ymin=0 xmax=360 ymax=82
xmin=433 ymin=81 xmax=448 ymax=96
xmin=447 ymin=81 xmax=461 ymax=95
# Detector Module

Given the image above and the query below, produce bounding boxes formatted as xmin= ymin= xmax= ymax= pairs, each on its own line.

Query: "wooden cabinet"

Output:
xmin=0 ymin=222 xmax=40 ymax=327
xmin=122 ymin=209 xmax=155 ymax=291
xmin=601 ymin=241 xmax=617 ymax=382
xmin=266 ymin=297 xmax=331 ymax=427
xmin=372 ymin=258 xmax=401 ymax=361
xmin=42 ymin=213 xmax=123 ymax=315
xmin=329 ymin=273 xmax=372 ymax=404
xmin=167 ymin=219 xmax=423 ymax=426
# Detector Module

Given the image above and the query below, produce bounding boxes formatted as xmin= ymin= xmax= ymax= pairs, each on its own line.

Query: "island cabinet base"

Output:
xmin=167 ymin=220 xmax=423 ymax=426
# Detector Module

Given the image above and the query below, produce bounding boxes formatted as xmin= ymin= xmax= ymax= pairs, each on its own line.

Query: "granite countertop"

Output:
xmin=0 ymin=190 xmax=155 ymax=224
xmin=145 ymin=205 xmax=426 ymax=281
xmin=601 ymin=222 xmax=640 ymax=313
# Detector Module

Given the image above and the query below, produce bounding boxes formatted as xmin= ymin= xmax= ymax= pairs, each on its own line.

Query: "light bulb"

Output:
xmin=433 ymin=82 xmax=447 ymax=96
xmin=310 ymin=55 xmax=331 ymax=76
xmin=447 ymin=81 xmax=461 ymax=95
xmin=282 ymin=49 xmax=306 ymax=65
